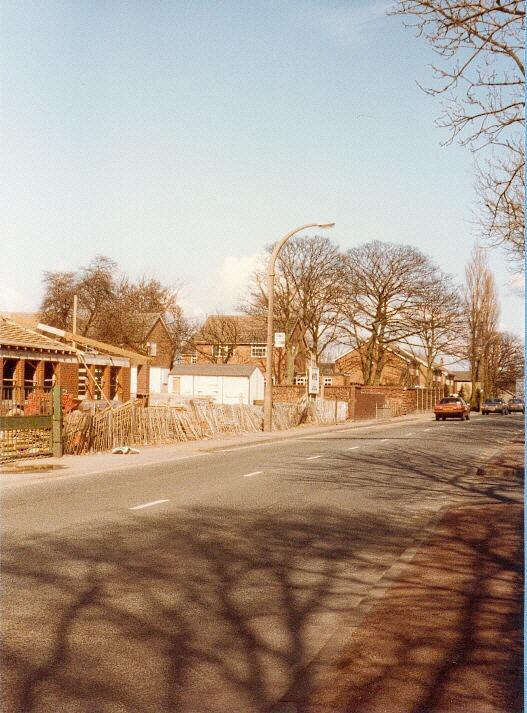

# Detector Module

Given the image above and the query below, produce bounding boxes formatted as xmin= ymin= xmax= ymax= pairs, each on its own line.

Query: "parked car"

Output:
xmin=507 ymin=397 xmax=525 ymax=414
xmin=434 ymin=397 xmax=470 ymax=421
xmin=481 ymin=399 xmax=509 ymax=415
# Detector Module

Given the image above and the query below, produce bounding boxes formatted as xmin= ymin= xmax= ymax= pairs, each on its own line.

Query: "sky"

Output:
xmin=1 ymin=0 xmax=524 ymax=338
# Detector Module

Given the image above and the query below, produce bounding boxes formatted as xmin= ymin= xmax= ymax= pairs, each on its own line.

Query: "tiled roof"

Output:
xmin=3 ymin=312 xmax=40 ymax=329
xmin=195 ymin=315 xmax=268 ymax=344
xmin=170 ymin=363 xmax=261 ymax=377
xmin=0 ymin=315 xmax=77 ymax=353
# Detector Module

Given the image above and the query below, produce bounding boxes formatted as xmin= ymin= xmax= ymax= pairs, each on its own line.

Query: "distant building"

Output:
xmin=335 ymin=345 xmax=453 ymax=389
xmin=191 ymin=314 xmax=308 ymax=383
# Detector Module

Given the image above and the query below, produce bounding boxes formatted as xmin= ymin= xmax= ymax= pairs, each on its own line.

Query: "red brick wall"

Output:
xmin=336 ymin=349 xmax=415 ymax=386
xmin=136 ymin=364 xmax=149 ymax=396
xmin=145 ymin=321 xmax=174 ymax=369
xmin=120 ymin=368 xmax=131 ymax=402
xmin=56 ymin=362 xmax=79 ymax=397
xmin=272 ymin=385 xmax=306 ymax=402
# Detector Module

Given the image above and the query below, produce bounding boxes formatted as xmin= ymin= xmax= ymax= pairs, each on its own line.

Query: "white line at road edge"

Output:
xmin=243 ymin=471 xmax=263 ymax=477
xmin=381 ymin=439 xmax=389 ymax=442
xmin=423 ymin=428 xmax=431 ymax=431
xmin=129 ymin=499 xmax=169 ymax=510
xmin=306 ymin=455 xmax=322 ymax=460
xmin=347 ymin=446 xmax=360 ymax=450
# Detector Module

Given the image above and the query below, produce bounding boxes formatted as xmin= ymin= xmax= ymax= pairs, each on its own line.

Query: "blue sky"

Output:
xmin=1 ymin=0 xmax=523 ymax=336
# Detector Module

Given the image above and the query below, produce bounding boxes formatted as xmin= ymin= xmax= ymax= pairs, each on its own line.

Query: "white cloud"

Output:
xmin=213 ymin=253 xmax=263 ymax=310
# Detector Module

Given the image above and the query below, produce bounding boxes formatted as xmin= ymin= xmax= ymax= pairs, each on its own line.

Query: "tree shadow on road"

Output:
xmin=2 ymin=506 xmax=427 ymax=713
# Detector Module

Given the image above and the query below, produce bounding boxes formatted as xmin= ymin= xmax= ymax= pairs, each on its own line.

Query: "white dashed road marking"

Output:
xmin=243 ymin=471 xmax=263 ymax=477
xmin=347 ymin=446 xmax=360 ymax=450
xmin=306 ymin=455 xmax=322 ymax=460
xmin=129 ymin=499 xmax=169 ymax=511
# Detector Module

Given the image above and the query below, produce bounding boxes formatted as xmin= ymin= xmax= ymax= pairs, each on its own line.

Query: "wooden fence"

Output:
xmin=0 ymin=387 xmax=62 ymax=462
xmin=62 ymin=398 xmax=349 ymax=455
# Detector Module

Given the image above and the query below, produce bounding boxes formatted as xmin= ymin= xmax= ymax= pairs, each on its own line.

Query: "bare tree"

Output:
xmin=40 ymin=270 xmax=77 ymax=329
xmin=75 ymin=256 xmax=118 ymax=337
xmin=483 ymin=330 xmax=524 ymax=396
xmin=391 ymin=1 xmax=525 ymax=263
xmin=463 ymin=246 xmax=500 ymax=406
xmin=39 ymin=257 xmax=190 ymax=356
xmin=339 ymin=241 xmax=440 ymax=385
xmin=404 ymin=276 xmax=465 ymax=386
xmin=192 ymin=314 xmax=244 ymax=364
xmin=241 ymin=235 xmax=345 ymax=380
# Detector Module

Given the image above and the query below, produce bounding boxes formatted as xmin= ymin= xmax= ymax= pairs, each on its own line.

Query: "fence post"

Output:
xmin=52 ymin=386 xmax=63 ymax=457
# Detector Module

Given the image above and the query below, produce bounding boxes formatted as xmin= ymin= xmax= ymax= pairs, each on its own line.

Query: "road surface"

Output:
xmin=1 ymin=414 xmax=523 ymax=713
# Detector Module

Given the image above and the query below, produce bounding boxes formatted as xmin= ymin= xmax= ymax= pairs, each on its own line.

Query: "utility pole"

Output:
xmin=72 ymin=294 xmax=78 ymax=349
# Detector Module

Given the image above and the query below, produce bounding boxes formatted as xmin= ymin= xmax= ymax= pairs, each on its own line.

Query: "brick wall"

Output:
xmin=146 ymin=320 xmax=174 ymax=370
xmin=272 ymin=385 xmax=306 ymax=402
xmin=136 ymin=364 xmax=149 ymax=396
xmin=56 ymin=362 xmax=79 ymax=397
xmin=121 ymin=368 xmax=131 ymax=402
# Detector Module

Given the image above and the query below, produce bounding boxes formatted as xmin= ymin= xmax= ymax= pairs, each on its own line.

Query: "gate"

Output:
xmin=0 ymin=387 xmax=62 ymax=462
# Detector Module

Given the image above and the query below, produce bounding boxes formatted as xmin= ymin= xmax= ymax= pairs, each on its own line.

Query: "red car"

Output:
xmin=434 ymin=396 xmax=470 ymax=421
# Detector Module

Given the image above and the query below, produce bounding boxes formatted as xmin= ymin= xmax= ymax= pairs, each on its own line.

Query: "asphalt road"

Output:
xmin=1 ymin=414 xmax=523 ymax=713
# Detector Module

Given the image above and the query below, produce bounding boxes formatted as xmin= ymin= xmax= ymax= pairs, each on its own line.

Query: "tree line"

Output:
xmin=38 ymin=240 xmax=523 ymax=405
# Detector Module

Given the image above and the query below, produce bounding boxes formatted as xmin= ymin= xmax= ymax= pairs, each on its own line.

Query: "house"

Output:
xmin=36 ymin=323 xmax=150 ymax=402
xmin=191 ymin=314 xmax=308 ymax=383
xmin=168 ymin=363 xmax=265 ymax=405
xmin=1 ymin=314 xmax=150 ymax=405
xmin=132 ymin=313 xmax=175 ymax=396
xmin=335 ymin=344 xmax=453 ymax=389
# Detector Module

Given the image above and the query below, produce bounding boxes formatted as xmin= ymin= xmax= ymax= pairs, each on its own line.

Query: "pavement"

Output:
xmin=285 ymin=439 xmax=525 ymax=713
xmin=1 ymin=413 xmax=523 ymax=713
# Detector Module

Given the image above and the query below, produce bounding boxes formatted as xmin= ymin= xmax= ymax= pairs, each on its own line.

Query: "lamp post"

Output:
xmin=263 ymin=222 xmax=335 ymax=432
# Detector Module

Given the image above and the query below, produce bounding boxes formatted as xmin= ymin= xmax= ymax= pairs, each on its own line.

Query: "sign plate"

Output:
xmin=274 ymin=332 xmax=286 ymax=348
xmin=308 ymin=366 xmax=320 ymax=395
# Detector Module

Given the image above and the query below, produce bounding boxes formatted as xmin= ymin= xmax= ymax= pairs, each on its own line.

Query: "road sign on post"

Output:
xmin=308 ymin=366 xmax=320 ymax=395
xmin=274 ymin=332 xmax=285 ymax=348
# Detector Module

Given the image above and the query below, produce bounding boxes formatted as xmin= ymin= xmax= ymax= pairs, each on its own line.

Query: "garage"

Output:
xmin=168 ymin=363 xmax=264 ymax=405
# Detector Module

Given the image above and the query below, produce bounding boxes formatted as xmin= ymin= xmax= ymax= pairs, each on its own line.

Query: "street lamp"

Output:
xmin=263 ymin=222 xmax=336 ymax=432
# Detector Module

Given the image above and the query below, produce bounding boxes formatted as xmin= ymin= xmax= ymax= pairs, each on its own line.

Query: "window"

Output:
xmin=323 ymin=377 xmax=333 ymax=387
xmin=213 ymin=344 xmax=233 ymax=358
xmin=190 ymin=355 xmax=197 ymax=364
xmin=294 ymin=376 xmax=307 ymax=386
xmin=251 ymin=344 xmax=267 ymax=358
xmin=146 ymin=342 xmax=157 ymax=356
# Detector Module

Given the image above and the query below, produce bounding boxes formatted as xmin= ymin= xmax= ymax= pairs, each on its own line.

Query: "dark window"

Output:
xmin=439 ymin=397 xmax=461 ymax=404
